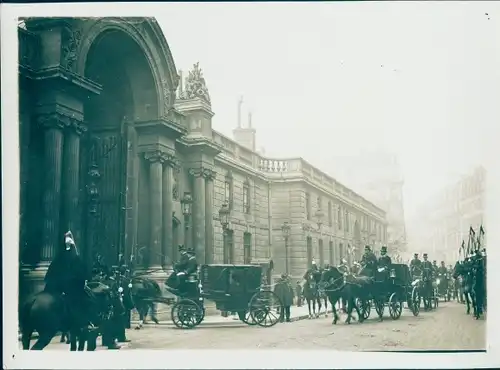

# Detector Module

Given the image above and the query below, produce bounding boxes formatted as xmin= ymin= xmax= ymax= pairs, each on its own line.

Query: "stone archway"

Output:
xmin=78 ymin=19 xmax=179 ymax=266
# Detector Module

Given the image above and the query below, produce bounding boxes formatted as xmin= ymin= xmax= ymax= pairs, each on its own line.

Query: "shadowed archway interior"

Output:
xmin=82 ymin=29 xmax=158 ymax=266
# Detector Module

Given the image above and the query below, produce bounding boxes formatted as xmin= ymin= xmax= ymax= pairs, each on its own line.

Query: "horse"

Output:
xmin=453 ymin=261 xmax=478 ymax=317
xmin=302 ymin=272 xmax=323 ymax=319
xmin=418 ymin=268 xmax=434 ymax=311
xmin=129 ymin=276 xmax=162 ymax=330
xmin=320 ymin=267 xmax=366 ymax=325
xmin=355 ymin=265 xmax=387 ymax=321
xmin=20 ymin=278 xmax=129 ymax=351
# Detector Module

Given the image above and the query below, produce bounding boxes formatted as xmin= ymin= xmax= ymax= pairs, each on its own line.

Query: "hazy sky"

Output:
xmin=157 ymin=2 xmax=500 ymax=220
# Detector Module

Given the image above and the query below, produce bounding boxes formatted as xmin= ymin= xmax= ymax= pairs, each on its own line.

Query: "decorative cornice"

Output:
xmin=35 ymin=112 xmax=87 ymax=135
xmin=202 ymin=168 xmax=217 ymax=181
xmin=188 ymin=166 xmax=216 ymax=179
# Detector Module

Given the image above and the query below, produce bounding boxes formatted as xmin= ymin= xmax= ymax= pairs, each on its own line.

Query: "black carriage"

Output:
xmin=169 ymin=263 xmax=283 ymax=329
xmin=357 ymin=264 xmax=419 ymax=321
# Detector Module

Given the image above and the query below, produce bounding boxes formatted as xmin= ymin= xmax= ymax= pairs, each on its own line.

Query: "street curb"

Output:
xmin=19 ymin=310 xmax=334 ymax=341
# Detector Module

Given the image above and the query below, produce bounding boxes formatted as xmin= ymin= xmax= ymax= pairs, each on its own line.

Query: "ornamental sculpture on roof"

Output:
xmin=179 ymin=62 xmax=211 ymax=104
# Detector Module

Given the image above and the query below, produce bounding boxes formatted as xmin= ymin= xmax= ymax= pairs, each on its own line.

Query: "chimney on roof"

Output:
xmin=237 ymin=96 xmax=243 ymax=128
xmin=248 ymin=111 xmax=252 ymax=128
xmin=233 ymin=104 xmax=256 ymax=152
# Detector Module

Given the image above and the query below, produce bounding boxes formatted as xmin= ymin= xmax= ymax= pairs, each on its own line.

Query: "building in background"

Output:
xmin=407 ymin=166 xmax=486 ymax=263
xmin=18 ymin=17 xmax=387 ymax=299
xmin=328 ymin=151 xmax=407 ymax=259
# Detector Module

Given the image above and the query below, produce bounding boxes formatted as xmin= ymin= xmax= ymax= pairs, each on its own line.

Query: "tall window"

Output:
xmin=243 ymin=181 xmax=250 ymax=214
xmin=243 ymin=232 xmax=252 ymax=264
xmin=329 ymin=240 xmax=334 ymax=265
xmin=305 ymin=192 xmax=311 ymax=220
xmin=306 ymin=236 xmax=313 ymax=266
xmin=328 ymin=201 xmax=333 ymax=227
xmin=338 ymin=206 xmax=342 ymax=230
xmin=224 ymin=172 xmax=233 ymax=209
xmin=317 ymin=196 xmax=322 ymax=211
xmin=223 ymin=230 xmax=234 ymax=264
xmin=318 ymin=239 xmax=324 ymax=267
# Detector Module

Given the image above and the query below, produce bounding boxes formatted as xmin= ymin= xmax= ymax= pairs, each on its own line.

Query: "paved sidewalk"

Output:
xmin=131 ymin=304 xmax=332 ymax=327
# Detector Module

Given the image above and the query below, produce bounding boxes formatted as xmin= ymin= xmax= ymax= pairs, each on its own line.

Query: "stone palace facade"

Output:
xmin=18 ymin=17 xmax=387 ymax=293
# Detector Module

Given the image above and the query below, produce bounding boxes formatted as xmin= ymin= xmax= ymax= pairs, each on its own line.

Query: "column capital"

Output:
xmin=144 ymin=150 xmax=174 ymax=164
xmin=36 ymin=112 xmax=87 ymax=135
xmin=189 ymin=166 xmax=216 ymax=180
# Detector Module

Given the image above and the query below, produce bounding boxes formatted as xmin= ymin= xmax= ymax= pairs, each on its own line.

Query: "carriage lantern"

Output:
xmin=87 ymin=163 xmax=101 ymax=215
xmin=218 ymin=200 xmax=231 ymax=230
xmin=390 ymin=268 xmax=396 ymax=279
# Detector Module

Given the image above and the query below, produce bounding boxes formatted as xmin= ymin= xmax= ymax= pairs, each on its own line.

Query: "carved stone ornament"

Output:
xmin=61 ymin=26 xmax=82 ymax=72
xmin=36 ymin=112 xmax=87 ymax=135
xmin=161 ymin=79 xmax=177 ymax=115
xmin=144 ymin=150 xmax=170 ymax=163
xmin=178 ymin=62 xmax=211 ymax=104
xmin=202 ymin=168 xmax=217 ymax=181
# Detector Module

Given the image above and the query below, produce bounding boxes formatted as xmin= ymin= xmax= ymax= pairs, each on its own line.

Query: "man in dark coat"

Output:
xmin=274 ymin=274 xmax=294 ymax=322
xmin=410 ymin=253 xmax=423 ymax=277
xmin=44 ymin=231 xmax=95 ymax=331
xmin=421 ymin=253 xmax=434 ymax=278
xmin=361 ymin=245 xmax=378 ymax=276
xmin=169 ymin=245 xmax=198 ymax=294
xmin=378 ymin=246 xmax=392 ymax=269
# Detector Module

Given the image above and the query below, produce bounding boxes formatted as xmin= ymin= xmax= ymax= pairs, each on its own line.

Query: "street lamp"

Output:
xmin=281 ymin=221 xmax=291 ymax=275
xmin=180 ymin=192 xmax=192 ymax=249
xmin=315 ymin=209 xmax=325 ymax=265
xmin=86 ymin=162 xmax=101 ymax=266
xmin=219 ymin=201 xmax=231 ymax=263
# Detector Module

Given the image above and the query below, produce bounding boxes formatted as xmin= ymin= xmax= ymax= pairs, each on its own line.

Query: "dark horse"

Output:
xmin=130 ymin=276 xmax=162 ymax=330
xmin=320 ymin=267 xmax=367 ymax=325
xmin=303 ymin=271 xmax=323 ymax=318
xmin=20 ymin=279 xmax=130 ymax=351
xmin=453 ymin=260 xmax=485 ymax=319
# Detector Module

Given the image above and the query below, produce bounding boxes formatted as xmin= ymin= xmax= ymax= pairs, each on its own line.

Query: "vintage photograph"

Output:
xmin=12 ymin=2 xmax=490 ymax=355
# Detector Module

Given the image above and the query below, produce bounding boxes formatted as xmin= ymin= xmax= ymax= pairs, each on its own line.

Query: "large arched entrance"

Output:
xmin=82 ymin=29 xmax=158 ymax=266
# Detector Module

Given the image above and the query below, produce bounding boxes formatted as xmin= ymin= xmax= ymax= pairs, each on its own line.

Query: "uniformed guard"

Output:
xmin=409 ymin=253 xmax=423 ymax=277
xmin=421 ymin=253 xmax=434 ymax=278
xmin=360 ymin=245 xmax=378 ymax=276
xmin=378 ymin=246 xmax=392 ymax=269
xmin=432 ymin=260 xmax=439 ymax=276
xmin=437 ymin=261 xmax=447 ymax=275
xmin=172 ymin=245 xmax=198 ymax=294
xmin=44 ymin=231 xmax=95 ymax=331
xmin=337 ymin=258 xmax=350 ymax=275
xmin=350 ymin=261 xmax=360 ymax=275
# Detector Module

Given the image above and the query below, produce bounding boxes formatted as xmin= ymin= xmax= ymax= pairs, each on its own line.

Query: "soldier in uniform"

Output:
xmin=170 ymin=245 xmax=198 ymax=294
xmin=337 ymin=258 xmax=350 ymax=275
xmin=360 ymin=245 xmax=378 ymax=276
xmin=44 ymin=231 xmax=96 ymax=332
xmin=378 ymin=246 xmax=392 ymax=269
xmin=409 ymin=253 xmax=423 ymax=277
xmin=350 ymin=261 xmax=361 ymax=275
xmin=432 ymin=260 xmax=439 ymax=276
xmin=437 ymin=261 xmax=447 ymax=275
xmin=421 ymin=253 xmax=434 ymax=279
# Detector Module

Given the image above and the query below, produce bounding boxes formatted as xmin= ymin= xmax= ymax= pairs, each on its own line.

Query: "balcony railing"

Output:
xmin=18 ymin=27 xmax=40 ymax=70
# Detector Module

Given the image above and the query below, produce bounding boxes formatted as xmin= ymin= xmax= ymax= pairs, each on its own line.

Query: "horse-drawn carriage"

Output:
xmin=411 ymin=268 xmax=438 ymax=311
xmin=166 ymin=263 xmax=283 ymax=329
xmin=435 ymin=271 xmax=452 ymax=302
xmin=357 ymin=263 xmax=420 ymax=320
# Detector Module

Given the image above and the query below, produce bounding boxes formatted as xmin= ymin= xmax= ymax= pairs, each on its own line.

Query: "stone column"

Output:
xmin=144 ymin=151 xmax=164 ymax=267
xmin=162 ymin=156 xmax=176 ymax=267
xmin=203 ymin=168 xmax=216 ymax=264
xmin=62 ymin=120 xmax=86 ymax=241
xmin=38 ymin=115 xmax=64 ymax=262
xmin=189 ymin=168 xmax=206 ymax=263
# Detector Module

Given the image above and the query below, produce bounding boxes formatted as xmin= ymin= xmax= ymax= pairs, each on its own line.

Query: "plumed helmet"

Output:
xmin=64 ymin=231 xmax=76 ymax=251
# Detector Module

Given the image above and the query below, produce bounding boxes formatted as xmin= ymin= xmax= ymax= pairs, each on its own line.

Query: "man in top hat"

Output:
xmin=274 ymin=273 xmax=294 ymax=322
xmin=378 ymin=246 xmax=392 ymax=269
xmin=171 ymin=245 xmax=198 ymax=294
xmin=361 ymin=245 xmax=378 ymax=275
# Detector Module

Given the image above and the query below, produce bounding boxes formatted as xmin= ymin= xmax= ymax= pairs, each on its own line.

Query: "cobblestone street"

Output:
xmin=28 ymin=301 xmax=485 ymax=351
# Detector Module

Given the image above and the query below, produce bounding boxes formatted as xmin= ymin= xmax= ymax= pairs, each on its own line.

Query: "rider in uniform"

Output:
xmin=378 ymin=246 xmax=392 ymax=269
xmin=432 ymin=260 xmax=439 ymax=276
xmin=44 ymin=231 xmax=95 ymax=332
xmin=437 ymin=261 xmax=447 ymax=275
xmin=410 ymin=253 xmax=423 ymax=277
xmin=421 ymin=253 xmax=434 ymax=278
xmin=337 ymin=258 xmax=350 ymax=275
xmin=361 ymin=245 xmax=378 ymax=276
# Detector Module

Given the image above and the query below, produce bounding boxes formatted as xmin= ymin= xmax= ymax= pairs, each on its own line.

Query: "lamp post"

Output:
xmin=86 ymin=162 xmax=101 ymax=265
xmin=180 ymin=192 xmax=192 ymax=250
xmin=315 ymin=208 xmax=325 ymax=265
xmin=281 ymin=221 xmax=291 ymax=275
xmin=219 ymin=201 xmax=231 ymax=263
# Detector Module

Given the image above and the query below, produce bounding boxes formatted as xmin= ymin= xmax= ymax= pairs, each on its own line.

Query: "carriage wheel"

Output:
xmin=388 ymin=293 xmax=403 ymax=320
xmin=356 ymin=298 xmax=371 ymax=320
xmin=249 ymin=290 xmax=282 ymax=328
xmin=171 ymin=299 xmax=204 ymax=329
xmin=239 ymin=310 xmax=258 ymax=326
xmin=411 ymin=287 xmax=420 ymax=316
xmin=374 ymin=299 xmax=385 ymax=318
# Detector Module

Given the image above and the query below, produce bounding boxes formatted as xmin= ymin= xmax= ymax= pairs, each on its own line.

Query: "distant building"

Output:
xmin=328 ymin=151 xmax=407 ymax=256
xmin=408 ymin=166 xmax=486 ymax=263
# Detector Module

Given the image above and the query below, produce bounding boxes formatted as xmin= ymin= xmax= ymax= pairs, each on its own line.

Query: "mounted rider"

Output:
xmin=432 ymin=260 xmax=439 ymax=276
xmin=410 ymin=253 xmax=423 ymax=277
xmin=377 ymin=246 xmax=392 ymax=269
xmin=421 ymin=253 xmax=434 ymax=279
xmin=44 ymin=231 xmax=95 ymax=331
xmin=437 ymin=261 xmax=447 ymax=275
xmin=337 ymin=258 xmax=350 ymax=275
xmin=360 ymin=245 xmax=378 ymax=276
xmin=303 ymin=261 xmax=322 ymax=284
